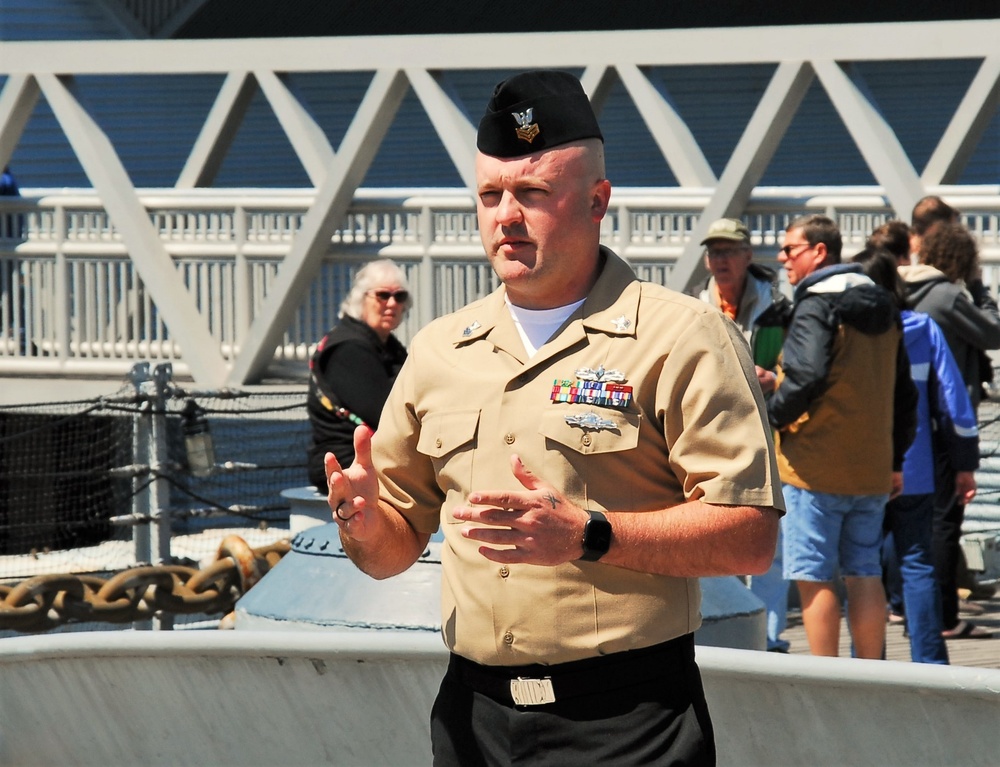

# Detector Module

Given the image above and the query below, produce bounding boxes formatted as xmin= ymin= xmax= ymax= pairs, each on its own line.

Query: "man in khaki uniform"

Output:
xmin=326 ymin=70 xmax=783 ymax=766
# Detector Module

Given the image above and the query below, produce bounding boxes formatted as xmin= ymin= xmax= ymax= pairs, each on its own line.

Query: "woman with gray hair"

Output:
xmin=307 ymin=259 xmax=411 ymax=491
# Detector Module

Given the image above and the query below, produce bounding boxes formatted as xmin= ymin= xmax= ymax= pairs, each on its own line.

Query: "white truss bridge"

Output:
xmin=1 ymin=20 xmax=998 ymax=388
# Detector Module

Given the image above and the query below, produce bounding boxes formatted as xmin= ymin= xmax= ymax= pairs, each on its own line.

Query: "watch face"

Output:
xmin=582 ymin=512 xmax=612 ymax=560
xmin=587 ymin=519 xmax=612 ymax=552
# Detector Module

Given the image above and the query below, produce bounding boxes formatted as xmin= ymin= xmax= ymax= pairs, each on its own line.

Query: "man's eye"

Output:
xmin=479 ymin=191 xmax=500 ymax=205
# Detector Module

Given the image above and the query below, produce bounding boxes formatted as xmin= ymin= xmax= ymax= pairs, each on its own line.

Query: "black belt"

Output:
xmin=448 ymin=634 xmax=694 ymax=707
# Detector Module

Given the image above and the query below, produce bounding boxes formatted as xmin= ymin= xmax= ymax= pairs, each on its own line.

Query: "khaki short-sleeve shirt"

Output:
xmin=372 ymin=249 xmax=781 ymax=666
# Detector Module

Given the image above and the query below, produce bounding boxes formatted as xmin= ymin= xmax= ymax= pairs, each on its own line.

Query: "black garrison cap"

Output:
xmin=476 ymin=70 xmax=604 ymax=158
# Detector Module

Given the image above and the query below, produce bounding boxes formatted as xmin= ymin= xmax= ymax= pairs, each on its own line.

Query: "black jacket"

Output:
xmin=306 ymin=315 xmax=407 ymax=490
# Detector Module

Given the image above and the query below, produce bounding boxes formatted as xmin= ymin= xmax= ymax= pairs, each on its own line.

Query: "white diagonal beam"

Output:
xmin=0 ymin=74 xmax=41 ymax=171
xmin=254 ymin=69 xmax=336 ymax=188
xmin=227 ymin=69 xmax=411 ymax=385
xmin=813 ymin=59 xmax=925 ymax=220
xmin=36 ymin=73 xmax=227 ymax=384
xmin=404 ymin=68 xmax=477 ymax=190
xmin=580 ymin=65 xmax=616 ymax=116
xmin=176 ymin=71 xmax=256 ymax=188
xmin=669 ymin=61 xmax=815 ymax=292
xmin=616 ymin=64 xmax=716 ymax=188
xmin=923 ymin=55 xmax=1000 ymax=186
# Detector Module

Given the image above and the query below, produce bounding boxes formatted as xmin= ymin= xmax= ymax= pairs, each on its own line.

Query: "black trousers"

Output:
xmin=932 ymin=437 xmax=964 ymax=631
xmin=430 ymin=634 xmax=716 ymax=766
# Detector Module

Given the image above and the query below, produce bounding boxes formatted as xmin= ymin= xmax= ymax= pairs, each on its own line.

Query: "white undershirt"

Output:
xmin=506 ymin=296 xmax=585 ymax=357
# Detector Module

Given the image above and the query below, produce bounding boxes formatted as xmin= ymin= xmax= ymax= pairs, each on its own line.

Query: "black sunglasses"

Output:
xmin=370 ymin=290 xmax=409 ymax=303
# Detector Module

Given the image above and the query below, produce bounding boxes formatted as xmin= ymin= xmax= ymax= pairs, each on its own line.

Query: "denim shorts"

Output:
xmin=782 ymin=484 xmax=887 ymax=581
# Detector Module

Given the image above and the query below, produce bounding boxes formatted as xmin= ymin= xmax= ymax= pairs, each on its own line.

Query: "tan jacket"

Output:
xmin=769 ymin=266 xmax=914 ymax=494
xmin=372 ymin=249 xmax=782 ymax=666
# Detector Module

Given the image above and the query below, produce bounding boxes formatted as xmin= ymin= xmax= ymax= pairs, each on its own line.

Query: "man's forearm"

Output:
xmin=340 ymin=500 xmax=430 ymax=580
xmin=602 ymin=501 xmax=780 ymax=578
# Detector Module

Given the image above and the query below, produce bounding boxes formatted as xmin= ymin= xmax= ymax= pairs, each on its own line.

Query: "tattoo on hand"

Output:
xmin=544 ymin=493 xmax=558 ymax=509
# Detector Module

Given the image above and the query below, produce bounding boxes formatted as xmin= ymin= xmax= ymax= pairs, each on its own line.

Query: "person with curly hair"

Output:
xmin=900 ymin=220 xmax=1000 ymax=639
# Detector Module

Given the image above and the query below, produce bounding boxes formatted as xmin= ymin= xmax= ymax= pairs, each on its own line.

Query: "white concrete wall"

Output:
xmin=1 ymin=631 xmax=997 ymax=766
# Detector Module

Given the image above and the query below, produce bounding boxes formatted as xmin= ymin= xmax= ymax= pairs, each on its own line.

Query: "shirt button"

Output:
xmin=503 ymin=631 xmax=514 ymax=645
xmin=581 ymin=434 xmax=592 ymax=446
xmin=504 ymin=433 xmax=515 ymax=445
xmin=499 ymin=565 xmax=509 ymax=578
xmin=435 ymin=437 xmax=442 ymax=449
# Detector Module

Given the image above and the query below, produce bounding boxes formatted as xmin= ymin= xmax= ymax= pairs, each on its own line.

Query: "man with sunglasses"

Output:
xmin=767 ymin=214 xmax=917 ymax=659
xmin=325 ymin=70 xmax=783 ymax=765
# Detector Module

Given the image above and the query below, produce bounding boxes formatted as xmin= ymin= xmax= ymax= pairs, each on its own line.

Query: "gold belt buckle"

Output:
xmin=510 ymin=677 xmax=556 ymax=706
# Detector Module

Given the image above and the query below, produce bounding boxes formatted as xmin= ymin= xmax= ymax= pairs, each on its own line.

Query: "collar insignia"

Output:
xmin=512 ymin=108 xmax=540 ymax=144
xmin=611 ymin=315 xmax=631 ymax=332
xmin=462 ymin=320 xmax=482 ymax=337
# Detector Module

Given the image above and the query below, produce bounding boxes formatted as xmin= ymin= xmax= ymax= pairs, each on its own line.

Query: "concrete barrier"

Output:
xmin=1 ymin=631 xmax=997 ymax=766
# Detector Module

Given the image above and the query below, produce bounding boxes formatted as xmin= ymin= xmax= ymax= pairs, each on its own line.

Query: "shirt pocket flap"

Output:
xmin=538 ymin=408 xmax=640 ymax=455
xmin=416 ymin=409 xmax=480 ymax=458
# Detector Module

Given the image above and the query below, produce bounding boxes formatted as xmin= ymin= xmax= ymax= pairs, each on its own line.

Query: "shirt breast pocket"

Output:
xmin=416 ymin=409 xmax=480 ymax=495
xmin=538 ymin=408 xmax=640 ymax=455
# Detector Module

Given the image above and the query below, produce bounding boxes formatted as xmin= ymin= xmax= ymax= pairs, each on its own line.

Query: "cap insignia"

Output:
xmin=512 ymin=108 xmax=540 ymax=143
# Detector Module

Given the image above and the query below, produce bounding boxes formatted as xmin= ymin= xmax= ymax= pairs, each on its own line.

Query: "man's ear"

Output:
xmin=590 ymin=179 xmax=612 ymax=221
xmin=813 ymin=241 xmax=830 ymax=267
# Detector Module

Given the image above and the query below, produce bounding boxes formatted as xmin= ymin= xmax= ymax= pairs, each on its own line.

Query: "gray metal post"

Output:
xmin=128 ymin=362 xmax=153 ymax=630
xmin=127 ymin=361 xmax=175 ymax=630
xmin=149 ymin=362 xmax=174 ymax=630
xmin=128 ymin=363 xmax=152 ymax=565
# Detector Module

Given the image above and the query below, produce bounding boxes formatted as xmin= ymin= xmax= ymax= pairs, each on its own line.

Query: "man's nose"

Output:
xmin=496 ymin=191 xmax=523 ymax=225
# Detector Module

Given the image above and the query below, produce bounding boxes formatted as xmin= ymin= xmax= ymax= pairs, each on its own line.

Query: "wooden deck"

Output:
xmin=782 ymin=591 xmax=1000 ymax=668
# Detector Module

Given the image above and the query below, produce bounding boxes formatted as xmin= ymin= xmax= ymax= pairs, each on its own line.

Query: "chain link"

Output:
xmin=0 ymin=536 xmax=290 ymax=633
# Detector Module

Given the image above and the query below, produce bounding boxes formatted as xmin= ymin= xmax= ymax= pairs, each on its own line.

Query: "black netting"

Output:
xmin=0 ymin=376 xmax=310 ymax=579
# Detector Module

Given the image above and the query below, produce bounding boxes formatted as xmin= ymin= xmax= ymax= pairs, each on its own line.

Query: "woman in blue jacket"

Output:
xmin=854 ymin=247 xmax=981 ymax=661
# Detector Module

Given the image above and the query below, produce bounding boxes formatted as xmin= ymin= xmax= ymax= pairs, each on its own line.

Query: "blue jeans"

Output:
xmin=749 ymin=512 xmax=789 ymax=652
xmin=883 ymin=494 xmax=949 ymax=664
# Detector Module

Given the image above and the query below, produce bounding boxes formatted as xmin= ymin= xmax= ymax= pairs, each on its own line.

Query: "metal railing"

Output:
xmin=3 ymin=186 xmax=999 ymax=380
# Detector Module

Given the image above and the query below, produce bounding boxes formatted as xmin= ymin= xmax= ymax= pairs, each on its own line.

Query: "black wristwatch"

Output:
xmin=579 ymin=510 xmax=612 ymax=561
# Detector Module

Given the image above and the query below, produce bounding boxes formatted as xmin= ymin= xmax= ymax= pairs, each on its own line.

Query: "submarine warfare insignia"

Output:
xmin=564 ymin=412 xmax=618 ymax=431
xmin=462 ymin=320 xmax=482 ymax=337
xmin=512 ymin=108 xmax=540 ymax=143
xmin=611 ymin=315 xmax=631 ymax=332
xmin=574 ymin=365 xmax=625 ymax=383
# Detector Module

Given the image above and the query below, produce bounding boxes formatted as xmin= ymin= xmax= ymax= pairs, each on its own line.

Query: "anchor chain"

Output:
xmin=0 ymin=536 xmax=290 ymax=633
